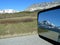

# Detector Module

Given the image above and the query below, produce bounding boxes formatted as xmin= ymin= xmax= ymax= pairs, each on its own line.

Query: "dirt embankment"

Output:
xmin=0 ymin=17 xmax=37 ymax=24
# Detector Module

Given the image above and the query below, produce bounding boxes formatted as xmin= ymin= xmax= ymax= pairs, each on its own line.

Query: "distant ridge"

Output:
xmin=0 ymin=9 xmax=19 ymax=14
xmin=25 ymin=2 xmax=60 ymax=11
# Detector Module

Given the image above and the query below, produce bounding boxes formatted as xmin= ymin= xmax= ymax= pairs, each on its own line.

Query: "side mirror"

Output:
xmin=38 ymin=6 xmax=60 ymax=44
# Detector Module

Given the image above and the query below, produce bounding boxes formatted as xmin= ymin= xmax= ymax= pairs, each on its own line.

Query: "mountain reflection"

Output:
xmin=38 ymin=20 xmax=60 ymax=33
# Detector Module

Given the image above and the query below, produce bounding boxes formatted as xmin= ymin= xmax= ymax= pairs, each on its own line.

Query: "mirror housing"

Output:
xmin=38 ymin=5 xmax=60 ymax=44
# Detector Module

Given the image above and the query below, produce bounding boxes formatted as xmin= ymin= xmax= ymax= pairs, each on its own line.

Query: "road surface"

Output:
xmin=0 ymin=34 xmax=53 ymax=45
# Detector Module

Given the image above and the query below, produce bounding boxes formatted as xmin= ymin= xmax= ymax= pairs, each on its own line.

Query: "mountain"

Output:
xmin=38 ymin=20 xmax=60 ymax=33
xmin=25 ymin=2 xmax=60 ymax=11
xmin=0 ymin=9 xmax=19 ymax=14
xmin=38 ymin=20 xmax=56 ymax=28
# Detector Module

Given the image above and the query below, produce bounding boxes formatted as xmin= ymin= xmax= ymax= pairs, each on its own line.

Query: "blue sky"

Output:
xmin=38 ymin=9 xmax=60 ymax=26
xmin=0 ymin=0 xmax=56 ymax=11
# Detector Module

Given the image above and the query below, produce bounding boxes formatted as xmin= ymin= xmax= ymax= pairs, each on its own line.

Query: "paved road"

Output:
xmin=39 ymin=31 xmax=59 ymax=42
xmin=0 ymin=34 xmax=53 ymax=45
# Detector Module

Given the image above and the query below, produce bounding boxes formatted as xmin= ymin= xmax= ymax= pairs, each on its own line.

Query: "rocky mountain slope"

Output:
xmin=25 ymin=2 xmax=60 ymax=11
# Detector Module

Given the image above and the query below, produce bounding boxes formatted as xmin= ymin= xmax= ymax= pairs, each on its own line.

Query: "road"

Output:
xmin=39 ymin=31 xmax=59 ymax=42
xmin=0 ymin=34 xmax=53 ymax=45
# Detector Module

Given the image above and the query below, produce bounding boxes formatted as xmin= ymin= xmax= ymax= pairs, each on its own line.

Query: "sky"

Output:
xmin=38 ymin=9 xmax=60 ymax=26
xmin=0 ymin=0 xmax=56 ymax=11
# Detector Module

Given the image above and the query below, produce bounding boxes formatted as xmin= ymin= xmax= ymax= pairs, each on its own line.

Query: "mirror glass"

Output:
xmin=38 ymin=8 xmax=60 ymax=43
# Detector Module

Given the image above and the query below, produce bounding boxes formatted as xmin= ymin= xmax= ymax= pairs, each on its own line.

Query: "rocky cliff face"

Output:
xmin=25 ymin=2 xmax=60 ymax=11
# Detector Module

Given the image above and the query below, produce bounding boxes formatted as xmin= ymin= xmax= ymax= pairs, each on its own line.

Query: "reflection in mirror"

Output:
xmin=38 ymin=8 xmax=60 ymax=43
